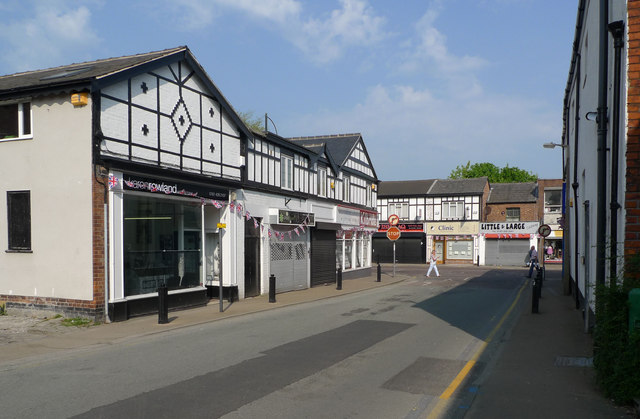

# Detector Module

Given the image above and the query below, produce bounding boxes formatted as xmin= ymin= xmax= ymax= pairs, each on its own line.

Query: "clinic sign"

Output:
xmin=426 ymin=222 xmax=478 ymax=235
xmin=479 ymin=222 xmax=539 ymax=235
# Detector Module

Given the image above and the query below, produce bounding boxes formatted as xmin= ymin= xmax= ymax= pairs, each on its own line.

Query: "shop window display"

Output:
xmin=123 ymin=195 xmax=202 ymax=296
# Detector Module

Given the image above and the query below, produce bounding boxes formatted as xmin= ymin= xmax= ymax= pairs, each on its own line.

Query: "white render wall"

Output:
xmin=0 ymin=93 xmax=94 ymax=300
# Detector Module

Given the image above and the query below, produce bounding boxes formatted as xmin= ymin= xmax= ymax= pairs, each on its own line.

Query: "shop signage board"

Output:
xmin=278 ymin=210 xmax=316 ymax=226
xmin=479 ymin=221 xmax=539 ymax=235
xmin=378 ymin=223 xmax=424 ymax=232
xmin=427 ymin=221 xmax=479 ymax=235
xmin=386 ymin=226 xmax=401 ymax=241
xmin=121 ymin=173 xmax=228 ymax=200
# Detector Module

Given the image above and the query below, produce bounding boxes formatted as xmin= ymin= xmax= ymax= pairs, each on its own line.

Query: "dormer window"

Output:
xmin=0 ymin=102 xmax=32 ymax=141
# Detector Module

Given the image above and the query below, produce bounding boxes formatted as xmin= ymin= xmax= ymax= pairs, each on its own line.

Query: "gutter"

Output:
xmin=608 ymin=20 xmax=625 ymax=286
xmin=595 ymin=0 xmax=608 ymax=288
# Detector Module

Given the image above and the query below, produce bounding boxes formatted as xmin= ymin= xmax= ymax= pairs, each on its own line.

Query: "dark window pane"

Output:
xmin=22 ymin=102 xmax=31 ymax=135
xmin=7 ymin=191 xmax=31 ymax=250
xmin=0 ymin=103 xmax=19 ymax=139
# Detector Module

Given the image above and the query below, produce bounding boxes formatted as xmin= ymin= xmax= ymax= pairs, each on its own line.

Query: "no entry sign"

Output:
xmin=386 ymin=226 xmax=401 ymax=241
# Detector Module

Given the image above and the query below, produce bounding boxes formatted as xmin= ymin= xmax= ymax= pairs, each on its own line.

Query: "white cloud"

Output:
xmin=397 ymin=1 xmax=487 ymax=81
xmin=292 ymin=0 xmax=386 ymax=63
xmin=0 ymin=5 xmax=100 ymax=73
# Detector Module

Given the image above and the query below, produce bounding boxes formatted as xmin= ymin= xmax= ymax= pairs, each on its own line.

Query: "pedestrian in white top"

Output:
xmin=426 ymin=250 xmax=440 ymax=277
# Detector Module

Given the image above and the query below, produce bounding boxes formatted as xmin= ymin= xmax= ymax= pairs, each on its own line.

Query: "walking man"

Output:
xmin=527 ymin=245 xmax=538 ymax=278
xmin=426 ymin=249 xmax=440 ymax=277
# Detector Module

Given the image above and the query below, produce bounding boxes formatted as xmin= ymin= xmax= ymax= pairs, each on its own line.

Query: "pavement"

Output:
xmin=0 ymin=265 xmax=636 ymax=418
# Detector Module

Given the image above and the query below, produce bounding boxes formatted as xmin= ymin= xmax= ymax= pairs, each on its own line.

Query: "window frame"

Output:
xmin=442 ymin=201 xmax=464 ymax=220
xmin=505 ymin=207 xmax=520 ymax=222
xmin=317 ymin=167 xmax=327 ymax=197
xmin=0 ymin=101 xmax=33 ymax=142
xmin=343 ymin=176 xmax=350 ymax=202
xmin=280 ymin=154 xmax=293 ymax=190
xmin=7 ymin=190 xmax=32 ymax=252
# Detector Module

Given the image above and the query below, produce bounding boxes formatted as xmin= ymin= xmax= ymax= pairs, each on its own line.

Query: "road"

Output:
xmin=0 ymin=266 xmax=528 ymax=419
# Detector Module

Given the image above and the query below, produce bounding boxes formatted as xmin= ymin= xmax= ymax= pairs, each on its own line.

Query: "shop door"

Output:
xmin=244 ymin=218 xmax=261 ymax=297
xmin=310 ymin=229 xmax=336 ymax=286
xmin=435 ymin=241 xmax=444 ymax=264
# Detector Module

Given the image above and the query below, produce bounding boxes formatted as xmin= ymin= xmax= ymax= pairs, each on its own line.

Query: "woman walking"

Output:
xmin=426 ymin=250 xmax=440 ymax=277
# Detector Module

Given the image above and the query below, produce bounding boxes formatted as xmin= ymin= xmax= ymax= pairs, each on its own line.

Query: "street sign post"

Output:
xmin=386 ymin=226 xmax=401 ymax=277
xmin=388 ymin=214 xmax=399 ymax=226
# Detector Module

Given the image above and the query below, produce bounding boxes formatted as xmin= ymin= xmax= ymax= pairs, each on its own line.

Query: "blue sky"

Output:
xmin=0 ymin=0 xmax=577 ymax=181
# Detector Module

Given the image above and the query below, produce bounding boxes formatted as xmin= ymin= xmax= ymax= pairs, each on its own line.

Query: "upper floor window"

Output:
xmin=0 ymin=102 xmax=32 ymax=141
xmin=281 ymin=155 xmax=293 ymax=190
xmin=442 ymin=201 xmax=464 ymax=219
xmin=318 ymin=168 xmax=327 ymax=197
xmin=544 ymin=189 xmax=562 ymax=213
xmin=506 ymin=207 xmax=520 ymax=222
xmin=7 ymin=191 xmax=31 ymax=251
xmin=388 ymin=202 xmax=408 ymax=219
xmin=343 ymin=176 xmax=350 ymax=202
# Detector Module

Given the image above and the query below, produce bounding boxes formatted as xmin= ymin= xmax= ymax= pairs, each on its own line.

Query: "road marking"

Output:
xmin=425 ymin=279 xmax=529 ymax=419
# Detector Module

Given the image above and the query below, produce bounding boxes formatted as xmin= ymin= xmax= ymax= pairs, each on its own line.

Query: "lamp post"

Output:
xmin=543 ymin=141 xmax=570 ymax=295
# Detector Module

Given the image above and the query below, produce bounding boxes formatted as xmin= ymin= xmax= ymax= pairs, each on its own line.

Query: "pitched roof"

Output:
xmin=487 ymin=182 xmax=538 ymax=203
xmin=288 ymin=133 xmax=361 ymax=167
xmin=377 ymin=180 xmax=437 ymax=197
xmin=0 ymin=46 xmax=252 ymax=139
xmin=428 ymin=177 xmax=488 ymax=196
xmin=0 ymin=46 xmax=187 ymax=96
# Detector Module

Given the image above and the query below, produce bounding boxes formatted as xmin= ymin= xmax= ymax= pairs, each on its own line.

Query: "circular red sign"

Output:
xmin=387 ymin=226 xmax=401 ymax=241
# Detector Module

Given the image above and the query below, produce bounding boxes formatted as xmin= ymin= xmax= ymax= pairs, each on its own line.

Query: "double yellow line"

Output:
xmin=426 ymin=279 xmax=529 ymax=418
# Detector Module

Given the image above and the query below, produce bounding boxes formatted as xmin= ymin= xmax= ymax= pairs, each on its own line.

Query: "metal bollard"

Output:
xmin=531 ymin=277 xmax=539 ymax=313
xmin=158 ymin=284 xmax=169 ymax=324
xmin=377 ymin=262 xmax=381 ymax=282
xmin=337 ymin=267 xmax=343 ymax=290
xmin=269 ymin=274 xmax=276 ymax=303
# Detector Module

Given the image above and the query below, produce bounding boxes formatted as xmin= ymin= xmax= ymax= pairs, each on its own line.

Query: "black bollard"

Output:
xmin=531 ymin=277 xmax=539 ymax=313
xmin=269 ymin=274 xmax=276 ymax=303
xmin=337 ymin=267 xmax=343 ymax=290
xmin=377 ymin=262 xmax=381 ymax=282
xmin=158 ymin=284 xmax=169 ymax=324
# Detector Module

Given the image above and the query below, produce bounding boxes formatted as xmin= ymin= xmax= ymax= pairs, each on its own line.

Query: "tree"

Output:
xmin=238 ymin=110 xmax=264 ymax=132
xmin=449 ymin=161 xmax=537 ymax=183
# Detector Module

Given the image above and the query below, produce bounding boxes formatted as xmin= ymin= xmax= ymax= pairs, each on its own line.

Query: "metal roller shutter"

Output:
xmin=310 ymin=229 xmax=337 ymax=286
xmin=485 ymin=239 xmax=530 ymax=266
xmin=269 ymin=232 xmax=308 ymax=293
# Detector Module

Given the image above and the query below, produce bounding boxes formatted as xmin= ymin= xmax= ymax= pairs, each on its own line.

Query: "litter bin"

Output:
xmin=629 ymin=288 xmax=640 ymax=334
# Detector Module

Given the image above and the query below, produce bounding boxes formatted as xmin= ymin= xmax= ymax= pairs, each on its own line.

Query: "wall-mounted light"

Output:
xmin=330 ymin=182 xmax=335 ymax=189
xmin=585 ymin=112 xmax=598 ymax=121
xmin=371 ymin=184 xmax=376 ymax=190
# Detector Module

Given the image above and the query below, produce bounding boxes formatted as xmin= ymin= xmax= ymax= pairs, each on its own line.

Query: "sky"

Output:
xmin=0 ymin=0 xmax=578 ymax=181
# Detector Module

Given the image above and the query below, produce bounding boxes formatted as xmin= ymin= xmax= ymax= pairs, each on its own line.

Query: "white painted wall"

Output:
xmin=0 ymin=93 xmax=94 ymax=300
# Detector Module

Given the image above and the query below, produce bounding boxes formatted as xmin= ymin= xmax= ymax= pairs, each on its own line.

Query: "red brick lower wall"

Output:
xmin=627 ymin=2 xmax=640 ymax=273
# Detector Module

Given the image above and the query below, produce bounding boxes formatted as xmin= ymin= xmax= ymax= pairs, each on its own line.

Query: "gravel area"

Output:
xmin=0 ymin=311 xmax=78 ymax=346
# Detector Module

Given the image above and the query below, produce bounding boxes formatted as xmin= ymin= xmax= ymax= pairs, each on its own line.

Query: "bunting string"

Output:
xmin=107 ymin=174 xmax=376 ymax=240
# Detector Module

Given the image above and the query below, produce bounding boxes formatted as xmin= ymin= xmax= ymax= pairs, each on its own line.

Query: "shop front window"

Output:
xmin=446 ymin=240 xmax=473 ymax=260
xmin=344 ymin=239 xmax=353 ymax=269
xmin=123 ymin=195 xmax=202 ymax=296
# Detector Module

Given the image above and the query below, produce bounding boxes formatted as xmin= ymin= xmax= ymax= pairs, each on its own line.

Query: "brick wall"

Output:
xmin=627 ymin=2 xmax=640 ymax=264
xmin=485 ymin=203 xmax=538 ymax=222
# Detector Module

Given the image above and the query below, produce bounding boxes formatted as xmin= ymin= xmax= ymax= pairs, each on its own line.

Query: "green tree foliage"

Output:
xmin=449 ymin=161 xmax=537 ymax=183
xmin=238 ymin=111 xmax=264 ymax=132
